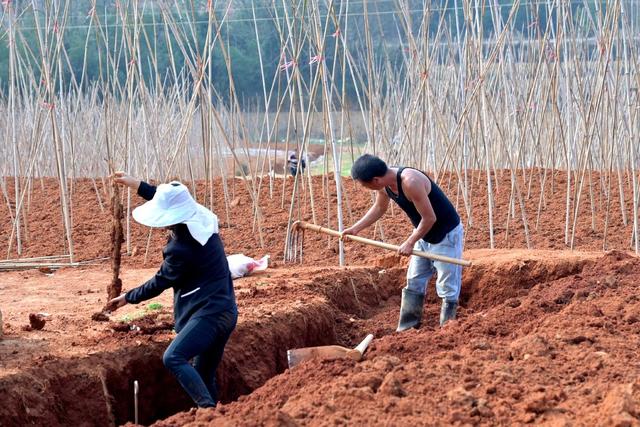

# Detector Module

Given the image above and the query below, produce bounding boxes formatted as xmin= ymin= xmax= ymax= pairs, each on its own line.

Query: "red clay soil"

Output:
xmin=0 ymin=170 xmax=637 ymax=267
xmin=1 ymin=172 xmax=640 ymax=426
xmin=154 ymin=250 xmax=640 ymax=427
xmin=0 ymin=259 xmax=405 ymax=426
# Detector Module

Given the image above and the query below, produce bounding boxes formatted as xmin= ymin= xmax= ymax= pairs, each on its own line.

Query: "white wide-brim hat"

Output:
xmin=132 ymin=181 xmax=218 ymax=246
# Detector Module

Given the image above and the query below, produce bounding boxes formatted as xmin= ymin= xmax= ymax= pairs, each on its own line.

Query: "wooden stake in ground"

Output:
xmin=93 ymin=180 xmax=124 ymax=320
xmin=106 ymin=181 xmax=124 ymax=308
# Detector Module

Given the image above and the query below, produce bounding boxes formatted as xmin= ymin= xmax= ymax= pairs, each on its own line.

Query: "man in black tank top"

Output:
xmin=343 ymin=154 xmax=464 ymax=329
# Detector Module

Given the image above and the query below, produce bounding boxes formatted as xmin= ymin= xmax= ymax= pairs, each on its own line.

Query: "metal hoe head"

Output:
xmin=285 ymin=221 xmax=305 ymax=263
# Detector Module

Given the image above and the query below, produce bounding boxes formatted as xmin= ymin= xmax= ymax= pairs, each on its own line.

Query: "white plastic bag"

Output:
xmin=227 ymin=254 xmax=270 ymax=279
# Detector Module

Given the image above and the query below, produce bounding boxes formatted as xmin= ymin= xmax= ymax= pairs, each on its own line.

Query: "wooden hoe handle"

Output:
xmin=292 ymin=221 xmax=472 ymax=267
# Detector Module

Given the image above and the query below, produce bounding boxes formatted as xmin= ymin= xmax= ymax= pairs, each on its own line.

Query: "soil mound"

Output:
xmin=154 ymin=251 xmax=640 ymax=426
xmin=2 ymin=172 xmax=640 ymax=426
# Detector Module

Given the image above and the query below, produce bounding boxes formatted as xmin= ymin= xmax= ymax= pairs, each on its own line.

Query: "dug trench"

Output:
xmin=159 ymin=250 xmax=640 ymax=426
xmin=0 ymin=249 xmax=635 ymax=426
xmin=0 ymin=264 xmax=404 ymax=426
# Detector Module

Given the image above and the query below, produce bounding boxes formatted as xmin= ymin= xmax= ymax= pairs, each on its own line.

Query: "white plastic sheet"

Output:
xmin=227 ymin=254 xmax=270 ymax=279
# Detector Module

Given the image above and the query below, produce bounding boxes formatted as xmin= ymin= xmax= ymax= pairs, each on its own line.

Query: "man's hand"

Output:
xmin=398 ymin=239 xmax=415 ymax=256
xmin=340 ymin=226 xmax=359 ymax=240
xmin=106 ymin=294 xmax=128 ymax=312
xmin=112 ymin=171 xmax=141 ymax=191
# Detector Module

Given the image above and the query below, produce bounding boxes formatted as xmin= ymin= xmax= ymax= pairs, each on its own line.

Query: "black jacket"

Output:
xmin=124 ymin=181 xmax=237 ymax=332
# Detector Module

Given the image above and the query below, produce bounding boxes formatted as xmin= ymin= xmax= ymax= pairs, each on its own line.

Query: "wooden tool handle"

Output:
xmin=292 ymin=221 xmax=472 ymax=267
xmin=354 ymin=334 xmax=374 ymax=355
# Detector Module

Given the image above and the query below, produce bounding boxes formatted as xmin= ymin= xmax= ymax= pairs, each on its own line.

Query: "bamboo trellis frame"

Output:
xmin=0 ymin=0 xmax=639 ymax=262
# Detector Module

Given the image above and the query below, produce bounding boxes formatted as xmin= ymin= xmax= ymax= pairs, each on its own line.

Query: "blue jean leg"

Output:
xmin=163 ymin=312 xmax=235 ymax=408
xmin=193 ymin=310 xmax=237 ymax=404
xmin=431 ymin=224 xmax=464 ymax=302
xmin=405 ymin=223 xmax=464 ymax=300
xmin=406 ymin=243 xmax=435 ymax=294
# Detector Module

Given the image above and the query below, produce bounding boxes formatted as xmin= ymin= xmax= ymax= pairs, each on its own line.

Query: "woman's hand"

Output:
xmin=112 ymin=171 xmax=141 ymax=191
xmin=106 ymin=294 xmax=128 ymax=312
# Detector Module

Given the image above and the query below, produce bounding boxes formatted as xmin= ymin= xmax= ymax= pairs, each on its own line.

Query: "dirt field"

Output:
xmin=1 ymin=172 xmax=639 ymax=426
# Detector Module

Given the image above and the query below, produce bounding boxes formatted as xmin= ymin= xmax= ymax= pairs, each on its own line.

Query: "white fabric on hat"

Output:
xmin=132 ymin=181 xmax=218 ymax=246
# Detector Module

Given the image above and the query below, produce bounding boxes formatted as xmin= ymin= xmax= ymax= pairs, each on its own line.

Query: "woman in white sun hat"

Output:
xmin=109 ymin=172 xmax=237 ymax=408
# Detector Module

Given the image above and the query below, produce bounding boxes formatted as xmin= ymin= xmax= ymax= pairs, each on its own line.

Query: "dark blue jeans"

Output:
xmin=162 ymin=310 xmax=237 ymax=407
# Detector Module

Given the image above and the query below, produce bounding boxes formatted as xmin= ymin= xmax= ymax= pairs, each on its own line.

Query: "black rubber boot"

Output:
xmin=439 ymin=300 xmax=458 ymax=327
xmin=396 ymin=288 xmax=425 ymax=332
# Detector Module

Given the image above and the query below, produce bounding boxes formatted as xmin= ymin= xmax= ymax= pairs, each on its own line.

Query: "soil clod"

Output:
xmin=91 ymin=312 xmax=110 ymax=322
xmin=28 ymin=313 xmax=47 ymax=330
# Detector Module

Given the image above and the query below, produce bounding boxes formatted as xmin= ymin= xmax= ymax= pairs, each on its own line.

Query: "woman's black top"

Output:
xmin=125 ymin=182 xmax=237 ymax=332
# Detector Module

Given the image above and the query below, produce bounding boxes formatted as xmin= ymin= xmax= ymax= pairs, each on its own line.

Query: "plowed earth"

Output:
xmin=1 ymin=171 xmax=639 ymax=426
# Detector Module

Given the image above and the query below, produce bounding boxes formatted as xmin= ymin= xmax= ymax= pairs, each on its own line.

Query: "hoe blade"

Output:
xmin=287 ymin=334 xmax=374 ymax=369
xmin=287 ymin=345 xmax=352 ymax=369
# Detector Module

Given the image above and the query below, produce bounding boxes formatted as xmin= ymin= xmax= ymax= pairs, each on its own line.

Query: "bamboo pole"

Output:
xmin=7 ymin=2 xmax=22 ymax=256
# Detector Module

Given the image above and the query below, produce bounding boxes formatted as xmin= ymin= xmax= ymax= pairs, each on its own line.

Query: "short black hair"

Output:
xmin=351 ymin=154 xmax=388 ymax=182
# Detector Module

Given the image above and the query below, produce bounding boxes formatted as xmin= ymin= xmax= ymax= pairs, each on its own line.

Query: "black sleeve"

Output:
xmin=301 ymin=159 xmax=306 ymax=168
xmin=137 ymin=181 xmax=157 ymax=201
xmin=125 ymin=250 xmax=186 ymax=304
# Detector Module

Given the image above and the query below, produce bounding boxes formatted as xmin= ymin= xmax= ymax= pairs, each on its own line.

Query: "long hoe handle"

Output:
xmin=346 ymin=334 xmax=375 ymax=361
xmin=354 ymin=334 xmax=374 ymax=355
xmin=293 ymin=221 xmax=472 ymax=267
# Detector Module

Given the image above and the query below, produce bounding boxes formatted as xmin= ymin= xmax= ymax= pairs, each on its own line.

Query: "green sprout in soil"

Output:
xmin=119 ymin=302 xmax=165 ymax=323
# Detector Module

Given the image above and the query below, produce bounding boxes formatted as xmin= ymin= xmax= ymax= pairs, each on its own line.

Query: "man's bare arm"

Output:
xmin=343 ymin=190 xmax=390 ymax=235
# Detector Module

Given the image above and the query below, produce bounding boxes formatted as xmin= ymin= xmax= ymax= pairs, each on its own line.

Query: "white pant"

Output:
xmin=406 ymin=223 xmax=464 ymax=302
